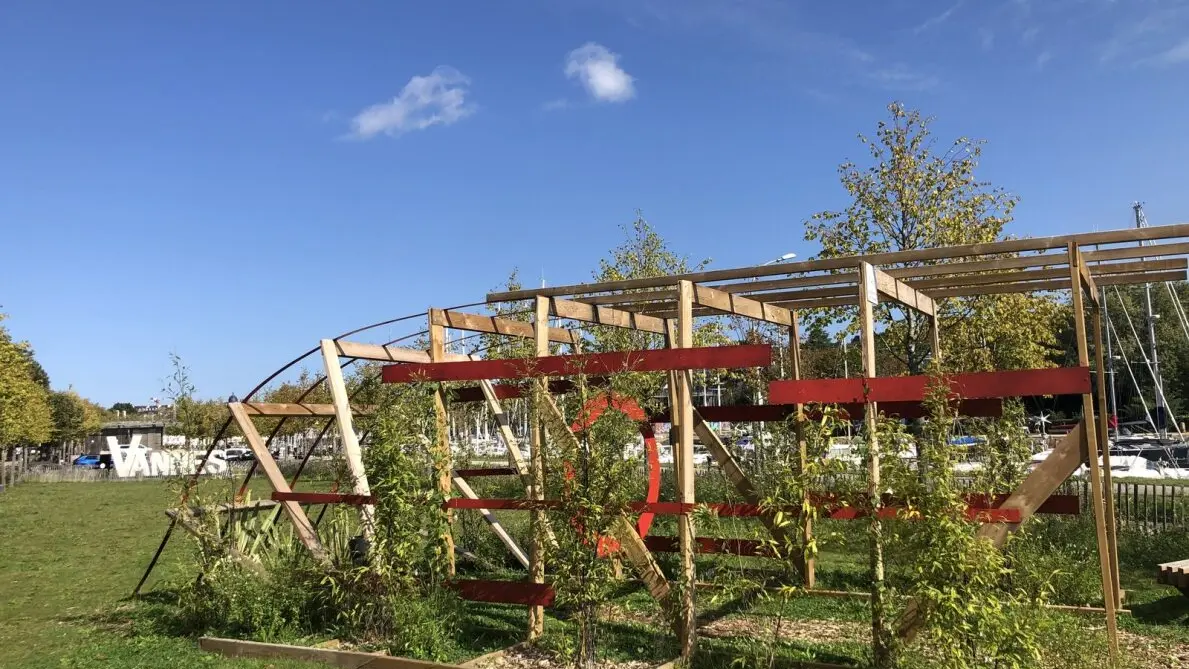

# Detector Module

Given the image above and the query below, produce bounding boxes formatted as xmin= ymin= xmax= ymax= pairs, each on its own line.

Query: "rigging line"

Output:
xmin=1164 ymin=282 xmax=1189 ymax=345
xmin=1108 ymin=292 xmax=1184 ymax=463
xmin=1112 ymin=286 xmax=1180 ymax=435
xmin=1106 ymin=310 xmax=1158 ymax=434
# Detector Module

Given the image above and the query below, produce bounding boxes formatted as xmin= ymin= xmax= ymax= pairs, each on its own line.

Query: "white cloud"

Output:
xmin=564 ymin=43 xmax=636 ymax=102
xmin=349 ymin=66 xmax=475 ymax=139
xmin=542 ymin=98 xmax=571 ymax=111
xmin=1036 ymin=50 xmax=1053 ymax=68
xmin=912 ymin=1 xmax=965 ymax=35
xmin=1155 ymin=37 xmax=1189 ymax=64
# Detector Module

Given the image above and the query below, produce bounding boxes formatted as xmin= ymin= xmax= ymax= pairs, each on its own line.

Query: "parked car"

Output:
xmin=73 ymin=453 xmax=113 ymax=469
xmin=223 ymin=447 xmax=255 ymax=462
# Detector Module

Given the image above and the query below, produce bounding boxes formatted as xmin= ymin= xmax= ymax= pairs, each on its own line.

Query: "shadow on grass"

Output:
xmin=1130 ymin=594 xmax=1189 ymax=626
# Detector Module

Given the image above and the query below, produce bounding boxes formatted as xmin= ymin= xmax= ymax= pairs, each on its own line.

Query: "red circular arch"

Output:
xmin=568 ymin=393 xmax=661 ymax=550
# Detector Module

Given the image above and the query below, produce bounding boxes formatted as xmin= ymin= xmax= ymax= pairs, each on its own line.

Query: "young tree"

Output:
xmin=49 ymin=389 xmax=105 ymax=460
xmin=0 ymin=314 xmax=53 ymax=448
xmin=804 ymin=102 xmax=1060 ymax=374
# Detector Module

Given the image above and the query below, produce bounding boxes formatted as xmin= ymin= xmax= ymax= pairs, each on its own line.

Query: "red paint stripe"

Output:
xmin=644 ymin=535 xmax=767 ymax=556
xmin=646 ymin=399 xmax=1003 ymax=423
xmin=382 ymin=345 xmax=772 ymax=383
xmin=446 ymin=580 xmax=555 ymax=607
xmin=272 ymin=491 xmax=376 ymax=505
xmin=768 ymin=367 xmax=1091 ymax=405
xmin=448 ymin=378 xmax=609 ymax=403
xmin=455 ymin=467 xmax=519 ymax=478
xmin=448 ymin=498 xmax=1034 ymax=523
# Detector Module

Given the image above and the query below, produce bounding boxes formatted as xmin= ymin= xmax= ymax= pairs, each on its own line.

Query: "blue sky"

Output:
xmin=2 ymin=0 xmax=1188 ymax=406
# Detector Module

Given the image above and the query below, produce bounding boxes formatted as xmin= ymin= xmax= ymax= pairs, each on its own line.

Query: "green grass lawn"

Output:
xmin=2 ymin=479 xmax=1187 ymax=668
xmin=0 ymin=479 xmax=323 ymax=669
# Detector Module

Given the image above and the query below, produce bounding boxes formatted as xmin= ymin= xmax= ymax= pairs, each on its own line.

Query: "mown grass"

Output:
xmin=0 ymin=479 xmax=322 ymax=668
xmin=2 ymin=478 xmax=1187 ymax=668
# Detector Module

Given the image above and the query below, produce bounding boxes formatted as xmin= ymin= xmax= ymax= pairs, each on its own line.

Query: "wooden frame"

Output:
xmin=143 ymin=221 xmax=1189 ymax=661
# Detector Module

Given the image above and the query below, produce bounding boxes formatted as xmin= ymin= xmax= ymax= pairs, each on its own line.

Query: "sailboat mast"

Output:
xmin=1134 ymin=202 xmax=1167 ymax=438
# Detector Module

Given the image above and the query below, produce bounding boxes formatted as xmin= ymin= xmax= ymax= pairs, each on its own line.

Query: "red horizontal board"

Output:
xmin=455 ymin=467 xmax=519 ymax=478
xmin=645 ymin=535 xmax=767 ymax=556
xmin=768 ymin=367 xmax=1091 ymax=405
xmin=446 ymin=579 xmax=555 ymax=607
xmin=448 ymin=378 xmax=609 ymax=403
xmin=382 ymin=345 xmax=772 ymax=383
xmin=450 ymin=497 xmax=1036 ymax=524
xmin=969 ymin=493 xmax=1080 ymax=516
xmin=272 ymin=491 xmax=376 ymax=506
xmin=647 ymin=399 xmax=1003 ymax=423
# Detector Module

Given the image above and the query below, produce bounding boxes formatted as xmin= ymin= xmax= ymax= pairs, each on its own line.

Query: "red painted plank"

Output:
xmin=455 ymin=467 xmax=519 ymax=478
xmin=446 ymin=579 xmax=555 ymax=607
xmin=646 ymin=399 xmax=1003 ymax=423
xmin=768 ymin=367 xmax=1091 ymax=405
xmin=645 ymin=535 xmax=767 ymax=556
xmin=382 ymin=345 xmax=772 ymax=383
xmin=447 ymin=378 xmax=608 ymax=403
xmin=272 ymin=491 xmax=376 ymax=505
xmin=969 ymin=493 xmax=1080 ymax=516
xmin=449 ymin=498 xmax=1032 ymax=523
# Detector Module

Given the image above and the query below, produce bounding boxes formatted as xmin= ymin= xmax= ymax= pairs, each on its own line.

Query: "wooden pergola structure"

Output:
xmin=137 ymin=222 xmax=1189 ymax=662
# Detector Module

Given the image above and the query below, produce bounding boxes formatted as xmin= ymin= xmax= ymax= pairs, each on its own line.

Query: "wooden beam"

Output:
xmin=858 ymin=262 xmax=892 ymax=666
xmin=580 ymin=244 xmax=1189 ymax=306
xmin=692 ymin=417 xmax=792 ymax=550
xmin=487 ymin=223 xmax=1189 ymax=301
xmin=690 ymin=283 xmax=793 ymax=325
xmin=535 ymin=391 xmax=673 ymax=608
xmin=528 ymin=297 xmax=548 ymax=640
xmin=429 ymin=312 xmax=455 ymax=577
xmin=198 ymin=637 xmax=460 ymax=669
xmin=674 ymin=280 xmax=697 ymax=658
xmin=239 ymin=402 xmax=351 ymax=417
xmin=432 ymin=308 xmax=580 ymax=345
xmin=768 ymin=367 xmax=1091 ymax=405
xmin=872 ymin=267 xmax=936 ymax=316
xmin=448 ymin=580 xmax=556 ymax=607
xmin=1075 ymin=247 xmax=1099 ymax=305
xmin=452 ymin=473 xmax=530 ymax=570
xmin=1067 ymin=242 xmax=1118 ymax=657
xmin=321 ymin=339 xmax=376 ymax=541
xmin=547 ymin=296 xmax=668 ymax=333
xmin=381 ymin=344 xmax=772 ymax=383
xmin=791 ymin=308 xmax=814 ymax=587
xmin=1092 ymin=305 xmax=1123 ymax=608
xmin=227 ymin=403 xmax=328 ymax=564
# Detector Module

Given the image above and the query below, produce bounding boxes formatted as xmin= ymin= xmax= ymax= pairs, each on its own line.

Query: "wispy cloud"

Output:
xmin=1035 ymin=50 xmax=1053 ymax=69
xmin=542 ymin=98 xmax=571 ymax=111
xmin=564 ymin=43 xmax=636 ymax=102
xmin=868 ymin=65 xmax=939 ymax=92
xmin=348 ymin=66 xmax=475 ymax=140
xmin=1154 ymin=37 xmax=1189 ymax=64
xmin=913 ymin=1 xmax=965 ymax=35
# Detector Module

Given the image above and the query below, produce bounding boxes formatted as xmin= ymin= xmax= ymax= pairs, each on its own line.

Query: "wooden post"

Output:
xmin=429 ymin=309 xmax=456 ymax=577
xmin=790 ymin=309 xmax=815 ymax=588
xmin=674 ymin=280 xmax=697 ymax=658
xmin=1068 ymin=243 xmax=1119 ymax=657
xmin=528 ymin=297 xmax=549 ymax=640
xmin=320 ymin=339 xmax=375 ymax=542
xmin=929 ymin=314 xmax=942 ymax=365
xmin=858 ymin=263 xmax=892 ymax=667
xmin=1092 ymin=307 xmax=1123 ymax=609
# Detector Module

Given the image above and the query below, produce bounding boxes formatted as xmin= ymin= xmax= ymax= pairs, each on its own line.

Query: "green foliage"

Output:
xmin=0 ymin=313 xmax=54 ymax=446
xmin=803 ymin=102 xmax=1061 ymax=373
xmin=49 ymin=389 xmax=105 ymax=444
xmin=542 ymin=373 xmax=654 ymax=668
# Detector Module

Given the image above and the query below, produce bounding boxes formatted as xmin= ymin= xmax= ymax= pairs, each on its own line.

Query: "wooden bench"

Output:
xmin=1157 ymin=559 xmax=1189 ymax=595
